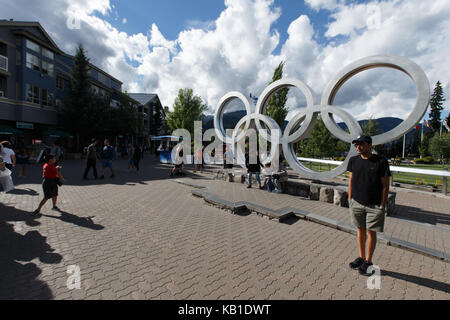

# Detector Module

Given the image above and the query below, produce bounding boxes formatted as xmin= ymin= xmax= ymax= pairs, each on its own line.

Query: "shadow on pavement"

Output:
xmin=392 ymin=204 xmax=450 ymax=227
xmin=381 ymin=270 xmax=450 ymax=294
xmin=0 ymin=203 xmax=62 ymax=300
xmin=7 ymin=188 xmax=39 ymax=196
xmin=41 ymin=210 xmax=104 ymax=230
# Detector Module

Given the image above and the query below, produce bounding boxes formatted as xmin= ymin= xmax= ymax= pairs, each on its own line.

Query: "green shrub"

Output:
xmin=413 ymin=158 xmax=425 ymax=164
xmin=414 ymin=157 xmax=435 ymax=164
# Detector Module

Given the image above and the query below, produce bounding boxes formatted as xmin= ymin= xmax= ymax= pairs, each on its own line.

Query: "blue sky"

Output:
xmin=98 ymin=0 xmax=333 ymax=53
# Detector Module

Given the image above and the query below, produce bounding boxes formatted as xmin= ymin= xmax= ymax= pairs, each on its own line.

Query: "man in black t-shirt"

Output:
xmin=347 ymin=135 xmax=391 ymax=275
xmin=83 ymin=139 xmax=99 ymax=180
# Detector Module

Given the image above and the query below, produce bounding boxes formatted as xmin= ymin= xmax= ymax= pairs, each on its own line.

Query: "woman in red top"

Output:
xmin=32 ymin=154 xmax=66 ymax=215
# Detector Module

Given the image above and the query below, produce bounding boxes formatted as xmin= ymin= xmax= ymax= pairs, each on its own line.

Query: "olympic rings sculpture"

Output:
xmin=214 ymin=55 xmax=430 ymax=180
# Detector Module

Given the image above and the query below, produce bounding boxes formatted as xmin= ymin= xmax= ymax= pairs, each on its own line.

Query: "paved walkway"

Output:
xmin=0 ymin=156 xmax=449 ymax=300
xmin=188 ymin=168 xmax=450 ymax=257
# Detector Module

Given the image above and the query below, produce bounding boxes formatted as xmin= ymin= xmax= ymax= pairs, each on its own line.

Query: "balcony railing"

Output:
xmin=0 ymin=55 xmax=7 ymax=72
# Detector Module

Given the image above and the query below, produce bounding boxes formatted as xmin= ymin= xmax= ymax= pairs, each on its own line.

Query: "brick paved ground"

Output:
xmin=192 ymin=169 xmax=450 ymax=256
xmin=0 ymin=156 xmax=449 ymax=300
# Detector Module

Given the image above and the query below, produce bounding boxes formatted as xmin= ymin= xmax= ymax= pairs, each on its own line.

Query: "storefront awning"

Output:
xmin=151 ymin=136 xmax=183 ymax=141
xmin=0 ymin=125 xmax=24 ymax=135
xmin=45 ymin=129 xmax=73 ymax=138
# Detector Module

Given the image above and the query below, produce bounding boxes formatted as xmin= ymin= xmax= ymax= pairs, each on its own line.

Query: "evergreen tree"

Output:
xmin=361 ymin=118 xmax=387 ymax=155
xmin=429 ymin=81 xmax=445 ymax=132
xmin=166 ymin=88 xmax=207 ymax=136
xmin=265 ymin=61 xmax=289 ymax=129
xmin=299 ymin=116 xmax=336 ymax=158
xmin=62 ymin=45 xmax=92 ymax=151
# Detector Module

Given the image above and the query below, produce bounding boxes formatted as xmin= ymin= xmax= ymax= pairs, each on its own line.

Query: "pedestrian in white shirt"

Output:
xmin=1 ymin=141 xmax=16 ymax=171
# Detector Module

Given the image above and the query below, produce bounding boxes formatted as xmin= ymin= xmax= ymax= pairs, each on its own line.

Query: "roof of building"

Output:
xmin=0 ymin=20 xmax=123 ymax=86
xmin=128 ymin=93 xmax=158 ymax=106
xmin=0 ymin=20 xmax=62 ymax=53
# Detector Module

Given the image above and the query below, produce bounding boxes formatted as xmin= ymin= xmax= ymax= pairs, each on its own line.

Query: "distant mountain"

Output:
xmin=203 ymin=112 xmax=430 ymax=142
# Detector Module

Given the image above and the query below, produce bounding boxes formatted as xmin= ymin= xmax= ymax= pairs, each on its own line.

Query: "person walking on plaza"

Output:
xmin=1 ymin=141 xmax=16 ymax=171
xmin=127 ymin=143 xmax=135 ymax=171
xmin=133 ymin=144 xmax=142 ymax=172
xmin=194 ymin=146 xmax=203 ymax=173
xmin=245 ymin=149 xmax=262 ymax=189
xmin=32 ymin=154 xmax=66 ymax=215
xmin=16 ymin=149 xmax=29 ymax=178
xmin=347 ymin=135 xmax=391 ymax=275
xmin=83 ymin=139 xmax=99 ymax=180
xmin=50 ymin=142 xmax=62 ymax=165
xmin=100 ymin=139 xmax=115 ymax=179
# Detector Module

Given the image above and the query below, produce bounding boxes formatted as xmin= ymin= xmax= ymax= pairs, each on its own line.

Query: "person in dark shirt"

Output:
xmin=245 ymin=149 xmax=263 ymax=189
xmin=100 ymin=139 xmax=115 ymax=179
xmin=83 ymin=139 xmax=99 ymax=180
xmin=347 ymin=135 xmax=391 ymax=275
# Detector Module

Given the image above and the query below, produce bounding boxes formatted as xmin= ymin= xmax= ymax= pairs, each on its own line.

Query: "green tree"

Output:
xmin=429 ymin=132 xmax=450 ymax=163
xmin=429 ymin=81 xmax=445 ymax=132
xmin=61 ymin=45 xmax=92 ymax=151
xmin=419 ymin=133 xmax=431 ymax=158
xmin=361 ymin=118 xmax=387 ymax=155
xmin=166 ymin=88 xmax=207 ymax=136
xmin=265 ymin=61 xmax=289 ymax=129
xmin=110 ymin=92 xmax=140 ymax=139
xmin=299 ymin=116 xmax=336 ymax=158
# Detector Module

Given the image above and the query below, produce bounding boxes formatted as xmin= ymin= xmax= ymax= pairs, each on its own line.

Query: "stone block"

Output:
xmin=319 ymin=187 xmax=334 ymax=203
xmin=225 ymin=173 xmax=234 ymax=183
xmin=310 ymin=185 xmax=320 ymax=201
xmin=333 ymin=190 xmax=348 ymax=207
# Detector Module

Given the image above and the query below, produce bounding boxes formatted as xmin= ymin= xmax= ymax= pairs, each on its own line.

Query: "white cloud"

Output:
xmin=1 ymin=0 xmax=449 ymax=122
xmin=304 ymin=0 xmax=340 ymax=11
xmin=122 ymin=18 xmax=127 ymax=24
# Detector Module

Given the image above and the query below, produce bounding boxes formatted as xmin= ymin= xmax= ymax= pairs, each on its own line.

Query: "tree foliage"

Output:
xmin=429 ymin=81 xmax=445 ymax=132
xmin=429 ymin=132 xmax=450 ymax=163
xmin=299 ymin=116 xmax=337 ymax=158
xmin=166 ymin=88 xmax=207 ymax=136
xmin=265 ymin=61 xmax=289 ymax=129
xmin=61 ymin=45 xmax=140 ymax=151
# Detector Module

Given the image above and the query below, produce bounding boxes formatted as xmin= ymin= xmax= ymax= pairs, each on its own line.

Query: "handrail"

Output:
xmin=297 ymin=157 xmax=449 ymax=195
xmin=297 ymin=157 xmax=450 ymax=177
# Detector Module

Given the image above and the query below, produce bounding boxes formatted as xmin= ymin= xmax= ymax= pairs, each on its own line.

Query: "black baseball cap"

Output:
xmin=352 ymin=135 xmax=372 ymax=144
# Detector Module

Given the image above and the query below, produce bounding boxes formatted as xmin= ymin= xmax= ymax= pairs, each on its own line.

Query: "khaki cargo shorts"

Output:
xmin=349 ymin=198 xmax=386 ymax=232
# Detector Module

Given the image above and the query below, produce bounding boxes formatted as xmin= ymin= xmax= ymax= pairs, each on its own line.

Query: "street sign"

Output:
xmin=16 ymin=122 xmax=34 ymax=129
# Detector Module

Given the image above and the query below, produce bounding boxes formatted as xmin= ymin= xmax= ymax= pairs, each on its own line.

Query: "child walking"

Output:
xmin=32 ymin=154 xmax=66 ymax=215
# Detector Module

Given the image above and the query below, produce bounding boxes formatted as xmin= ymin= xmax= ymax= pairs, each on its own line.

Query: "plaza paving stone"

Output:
xmin=0 ymin=156 xmax=448 ymax=300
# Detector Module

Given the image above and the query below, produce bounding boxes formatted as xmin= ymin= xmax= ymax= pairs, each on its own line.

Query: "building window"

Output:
xmin=42 ymin=48 xmax=54 ymax=60
xmin=42 ymin=89 xmax=53 ymax=107
xmin=26 ymin=84 xmax=39 ymax=104
xmin=42 ymin=61 xmax=54 ymax=77
xmin=56 ymin=76 xmax=64 ymax=90
xmin=0 ymin=42 xmax=6 ymax=56
xmin=91 ymin=85 xmax=100 ymax=95
xmin=26 ymin=53 xmax=40 ymax=71
xmin=16 ymin=50 xmax=21 ymax=65
xmin=26 ymin=39 xmax=40 ymax=53
xmin=98 ymin=72 xmax=110 ymax=87
xmin=0 ymin=76 xmax=6 ymax=97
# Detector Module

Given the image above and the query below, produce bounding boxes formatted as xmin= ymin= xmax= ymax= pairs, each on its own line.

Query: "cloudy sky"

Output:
xmin=1 ymin=0 xmax=449 ymax=122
